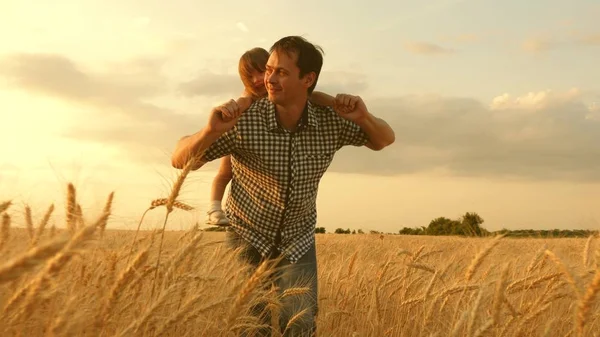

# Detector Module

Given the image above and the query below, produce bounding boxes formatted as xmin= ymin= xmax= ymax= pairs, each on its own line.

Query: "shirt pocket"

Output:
xmin=296 ymin=152 xmax=334 ymax=182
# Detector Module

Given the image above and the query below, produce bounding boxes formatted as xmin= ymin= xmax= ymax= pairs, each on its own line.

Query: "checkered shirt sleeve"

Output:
xmin=338 ymin=118 xmax=369 ymax=148
xmin=202 ymin=127 xmax=238 ymax=162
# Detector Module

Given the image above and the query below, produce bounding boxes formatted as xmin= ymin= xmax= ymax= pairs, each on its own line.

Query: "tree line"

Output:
xmin=318 ymin=212 xmax=598 ymax=238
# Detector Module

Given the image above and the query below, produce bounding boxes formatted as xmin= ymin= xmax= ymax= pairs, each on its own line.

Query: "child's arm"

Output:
xmin=235 ymin=89 xmax=255 ymax=112
xmin=309 ymin=91 xmax=336 ymax=107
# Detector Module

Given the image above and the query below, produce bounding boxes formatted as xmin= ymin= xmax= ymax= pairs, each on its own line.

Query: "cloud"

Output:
xmin=521 ymin=37 xmax=556 ymax=54
xmin=0 ymin=163 xmax=19 ymax=172
xmin=0 ymin=53 xmax=170 ymax=120
xmin=236 ymin=22 xmax=249 ymax=33
xmin=404 ymin=42 xmax=454 ymax=55
xmin=133 ymin=17 xmax=151 ymax=28
xmin=576 ymin=33 xmax=600 ymax=46
xmin=521 ymin=32 xmax=600 ymax=53
xmin=161 ymin=35 xmax=198 ymax=54
xmin=0 ymin=52 xmax=199 ymax=159
xmin=587 ymin=102 xmax=600 ymax=121
xmin=2 ymin=52 xmax=598 ymax=182
xmin=178 ymin=72 xmax=242 ymax=98
xmin=315 ymin=71 xmax=369 ymax=95
xmin=489 ymin=88 xmax=581 ymax=110
xmin=328 ymin=88 xmax=600 ymax=182
xmin=440 ymin=33 xmax=482 ymax=44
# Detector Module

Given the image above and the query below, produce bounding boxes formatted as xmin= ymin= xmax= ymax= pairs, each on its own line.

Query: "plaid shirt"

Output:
xmin=203 ymin=97 xmax=368 ymax=263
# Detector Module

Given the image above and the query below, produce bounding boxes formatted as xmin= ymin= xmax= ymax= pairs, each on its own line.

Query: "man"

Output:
xmin=171 ymin=36 xmax=395 ymax=336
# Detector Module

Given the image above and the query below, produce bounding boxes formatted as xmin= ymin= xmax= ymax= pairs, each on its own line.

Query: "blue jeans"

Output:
xmin=225 ymin=229 xmax=318 ymax=337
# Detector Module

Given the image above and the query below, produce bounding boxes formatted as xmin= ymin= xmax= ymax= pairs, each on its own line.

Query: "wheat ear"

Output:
xmin=65 ymin=183 xmax=77 ymax=234
xmin=0 ymin=236 xmax=69 ymax=284
xmin=0 ymin=213 xmax=10 ymax=252
xmin=577 ymin=268 xmax=600 ymax=336
xmin=32 ymin=204 xmax=54 ymax=246
xmin=150 ymin=155 xmax=199 ymax=300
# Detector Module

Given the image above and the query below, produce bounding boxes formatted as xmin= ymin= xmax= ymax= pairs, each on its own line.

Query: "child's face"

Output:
xmin=248 ymin=68 xmax=267 ymax=97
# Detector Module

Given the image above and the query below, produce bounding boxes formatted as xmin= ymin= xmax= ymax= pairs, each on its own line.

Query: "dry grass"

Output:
xmin=1 ymin=182 xmax=599 ymax=336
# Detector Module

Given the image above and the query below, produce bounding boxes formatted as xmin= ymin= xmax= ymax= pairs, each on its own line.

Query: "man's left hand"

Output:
xmin=333 ymin=94 xmax=369 ymax=123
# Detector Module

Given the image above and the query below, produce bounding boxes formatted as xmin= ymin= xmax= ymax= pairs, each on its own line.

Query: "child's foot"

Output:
xmin=206 ymin=209 xmax=230 ymax=226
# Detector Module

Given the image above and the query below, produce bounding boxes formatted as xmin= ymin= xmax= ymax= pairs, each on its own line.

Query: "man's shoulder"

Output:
xmin=247 ymin=97 xmax=272 ymax=112
xmin=232 ymin=97 xmax=271 ymax=132
xmin=236 ymin=97 xmax=270 ymax=122
xmin=310 ymin=102 xmax=345 ymax=125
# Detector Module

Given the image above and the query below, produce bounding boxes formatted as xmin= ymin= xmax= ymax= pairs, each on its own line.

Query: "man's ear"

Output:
xmin=303 ymin=72 xmax=316 ymax=89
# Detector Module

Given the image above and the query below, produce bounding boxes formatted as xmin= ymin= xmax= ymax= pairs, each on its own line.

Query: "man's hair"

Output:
xmin=238 ymin=47 xmax=269 ymax=98
xmin=269 ymin=36 xmax=324 ymax=94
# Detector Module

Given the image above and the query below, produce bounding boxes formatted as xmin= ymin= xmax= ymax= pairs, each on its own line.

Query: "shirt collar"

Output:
xmin=266 ymin=99 xmax=318 ymax=132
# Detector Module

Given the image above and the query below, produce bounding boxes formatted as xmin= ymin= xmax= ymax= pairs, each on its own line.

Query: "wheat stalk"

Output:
xmin=24 ymin=205 xmax=34 ymax=243
xmin=98 ymin=191 xmax=114 ymax=238
xmin=32 ymin=204 xmax=54 ymax=246
xmin=577 ymin=267 xmax=600 ymax=336
xmin=0 ymin=201 xmax=11 ymax=213
xmin=5 ymin=220 xmax=101 ymax=322
xmin=0 ymin=212 xmax=10 ymax=252
xmin=226 ymin=259 xmax=277 ymax=327
xmin=150 ymin=155 xmax=199 ymax=300
xmin=125 ymin=198 xmax=193 ymax=266
xmin=465 ymin=235 xmax=504 ymax=282
xmin=583 ymin=234 xmax=595 ymax=268
xmin=493 ymin=263 xmax=510 ymax=325
xmin=65 ymin=183 xmax=77 ymax=234
xmin=545 ymin=249 xmax=581 ymax=299
xmin=281 ymin=308 xmax=310 ymax=335
xmin=0 ymin=235 xmax=69 ymax=284
xmin=98 ymin=246 xmax=150 ymax=328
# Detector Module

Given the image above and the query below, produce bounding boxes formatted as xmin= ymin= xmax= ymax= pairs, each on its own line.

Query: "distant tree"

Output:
xmin=352 ymin=230 xmax=356 ymax=234
xmin=315 ymin=227 xmax=326 ymax=234
xmin=493 ymin=228 xmax=597 ymax=238
xmin=497 ymin=228 xmax=510 ymax=235
xmin=461 ymin=212 xmax=488 ymax=236
xmin=426 ymin=217 xmax=462 ymax=236
xmin=399 ymin=227 xmax=425 ymax=235
xmin=335 ymin=228 xmax=351 ymax=234
xmin=420 ymin=212 xmax=488 ymax=237
xmin=357 ymin=229 xmax=364 ymax=234
xmin=370 ymin=230 xmax=380 ymax=234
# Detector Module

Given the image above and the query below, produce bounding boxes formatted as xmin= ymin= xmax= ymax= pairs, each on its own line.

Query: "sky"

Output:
xmin=1 ymin=0 xmax=599 ymax=233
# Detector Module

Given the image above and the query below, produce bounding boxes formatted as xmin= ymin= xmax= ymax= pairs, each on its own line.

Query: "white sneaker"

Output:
xmin=205 ymin=209 xmax=230 ymax=226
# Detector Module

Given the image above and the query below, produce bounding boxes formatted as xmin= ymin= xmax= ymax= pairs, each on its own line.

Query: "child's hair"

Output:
xmin=238 ymin=47 xmax=269 ymax=98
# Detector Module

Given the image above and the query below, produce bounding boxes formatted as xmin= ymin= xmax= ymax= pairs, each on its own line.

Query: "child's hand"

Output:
xmin=236 ymin=96 xmax=253 ymax=112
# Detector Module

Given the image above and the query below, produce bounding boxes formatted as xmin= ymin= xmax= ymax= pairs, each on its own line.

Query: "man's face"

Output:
xmin=265 ymin=50 xmax=311 ymax=105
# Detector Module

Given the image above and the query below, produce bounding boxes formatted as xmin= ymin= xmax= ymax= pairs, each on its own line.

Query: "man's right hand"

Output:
xmin=207 ymin=99 xmax=243 ymax=134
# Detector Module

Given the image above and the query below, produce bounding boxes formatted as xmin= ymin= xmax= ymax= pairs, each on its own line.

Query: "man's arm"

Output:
xmin=171 ymin=128 xmax=224 ymax=170
xmin=334 ymin=94 xmax=395 ymax=151
xmin=355 ymin=113 xmax=395 ymax=151
xmin=309 ymin=91 xmax=336 ymax=107
xmin=171 ymin=99 xmax=243 ymax=170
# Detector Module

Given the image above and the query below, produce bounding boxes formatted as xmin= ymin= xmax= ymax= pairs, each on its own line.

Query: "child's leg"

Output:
xmin=206 ymin=156 xmax=233 ymax=225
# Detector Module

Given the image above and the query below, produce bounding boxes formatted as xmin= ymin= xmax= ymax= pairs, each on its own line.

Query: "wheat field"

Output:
xmin=1 ymin=184 xmax=600 ymax=337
